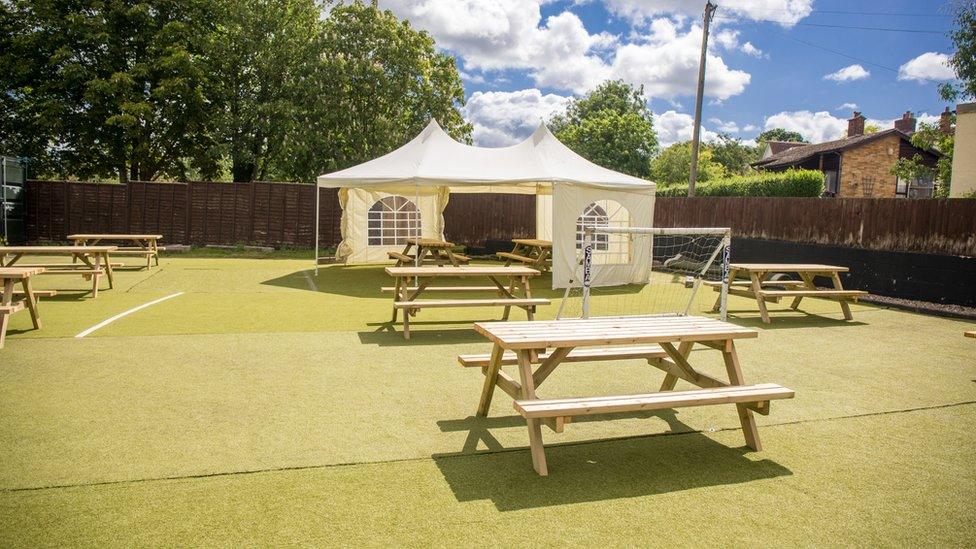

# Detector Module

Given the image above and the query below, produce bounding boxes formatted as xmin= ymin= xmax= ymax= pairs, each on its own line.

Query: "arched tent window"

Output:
xmin=576 ymin=200 xmax=630 ymax=264
xmin=367 ymin=196 xmax=420 ymax=246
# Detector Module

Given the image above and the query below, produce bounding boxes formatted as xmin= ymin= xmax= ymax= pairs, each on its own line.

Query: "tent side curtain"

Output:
xmin=336 ymin=187 xmax=448 ymax=264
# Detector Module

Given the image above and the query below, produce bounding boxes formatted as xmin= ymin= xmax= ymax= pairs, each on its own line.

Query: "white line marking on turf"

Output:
xmin=303 ymin=270 xmax=318 ymax=292
xmin=75 ymin=292 xmax=185 ymax=338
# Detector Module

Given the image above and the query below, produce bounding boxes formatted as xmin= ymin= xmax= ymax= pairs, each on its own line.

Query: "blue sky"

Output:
xmin=380 ymin=0 xmax=958 ymax=147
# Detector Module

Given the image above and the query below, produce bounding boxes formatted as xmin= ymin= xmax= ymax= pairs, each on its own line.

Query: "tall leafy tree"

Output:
xmin=208 ymin=0 xmax=322 ymax=182
xmin=756 ymin=128 xmax=807 ymax=144
xmin=0 ymin=0 xmax=221 ymax=181
xmin=274 ymin=2 xmax=471 ymax=181
xmin=549 ymin=80 xmax=658 ymax=178
xmin=940 ymin=0 xmax=976 ymax=101
xmin=709 ymin=133 xmax=758 ymax=175
xmin=651 ymin=141 xmax=726 ymax=185
xmin=889 ymin=120 xmax=955 ymax=197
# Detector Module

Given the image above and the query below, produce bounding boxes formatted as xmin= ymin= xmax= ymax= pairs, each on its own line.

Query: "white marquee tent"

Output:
xmin=315 ymin=119 xmax=656 ymax=288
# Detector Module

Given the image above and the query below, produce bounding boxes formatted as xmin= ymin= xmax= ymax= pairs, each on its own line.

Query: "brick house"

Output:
xmin=752 ymin=111 xmax=943 ymax=198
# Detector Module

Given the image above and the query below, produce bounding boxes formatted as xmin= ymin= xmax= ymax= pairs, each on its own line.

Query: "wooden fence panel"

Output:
xmin=24 ymin=181 xmax=976 ymax=256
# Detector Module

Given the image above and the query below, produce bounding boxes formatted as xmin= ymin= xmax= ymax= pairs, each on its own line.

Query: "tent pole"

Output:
xmin=314 ymin=183 xmax=320 ymax=276
xmin=415 ymin=184 xmax=420 ymax=267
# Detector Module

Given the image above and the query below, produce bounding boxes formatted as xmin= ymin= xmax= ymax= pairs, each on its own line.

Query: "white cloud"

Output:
xmin=740 ymin=42 xmax=763 ymax=58
xmin=711 ymin=29 xmax=765 ymax=58
xmin=824 ymin=64 xmax=870 ymax=82
xmin=763 ymin=110 xmax=847 ymax=143
xmin=611 ymin=23 xmax=751 ymax=100
xmin=383 ymin=2 xmax=752 ymax=99
xmin=835 ymin=102 xmax=858 ymax=111
xmin=605 ymin=0 xmax=813 ymax=27
xmin=656 ymin=110 xmax=718 ymax=147
xmin=463 ymin=89 xmax=570 ymax=147
xmin=709 ymin=117 xmax=740 ymax=132
xmin=743 ymin=124 xmax=758 ymax=132
xmin=898 ymin=52 xmax=956 ymax=82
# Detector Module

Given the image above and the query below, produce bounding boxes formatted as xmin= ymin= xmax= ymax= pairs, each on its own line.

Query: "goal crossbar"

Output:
xmin=583 ymin=226 xmax=731 ymax=236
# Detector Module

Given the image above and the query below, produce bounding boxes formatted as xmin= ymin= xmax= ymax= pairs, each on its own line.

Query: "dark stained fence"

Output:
xmin=443 ymin=193 xmax=536 ymax=246
xmin=25 ymin=180 xmax=343 ymax=248
xmin=654 ymin=197 xmax=976 ymax=257
xmin=25 ymin=181 xmax=976 ymax=256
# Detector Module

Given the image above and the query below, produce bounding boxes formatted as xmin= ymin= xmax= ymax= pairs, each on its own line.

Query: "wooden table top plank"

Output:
xmin=0 ymin=267 xmax=45 ymax=278
xmin=512 ymin=238 xmax=552 ymax=248
xmin=386 ymin=266 xmax=541 ymax=277
xmin=730 ymin=263 xmax=850 ymax=273
xmin=966 ymin=330 xmax=975 ymax=339
xmin=406 ymin=237 xmax=454 ymax=248
xmin=475 ymin=316 xmax=757 ymax=349
xmin=0 ymin=246 xmax=118 ymax=253
xmin=68 ymin=234 xmax=162 ymax=240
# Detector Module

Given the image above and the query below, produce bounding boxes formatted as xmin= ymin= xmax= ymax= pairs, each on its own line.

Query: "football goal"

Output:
xmin=556 ymin=226 xmax=732 ymax=321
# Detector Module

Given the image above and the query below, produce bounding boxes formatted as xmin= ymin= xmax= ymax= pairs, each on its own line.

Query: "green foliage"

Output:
xmin=756 ymin=128 xmax=807 ymax=144
xmin=889 ymin=120 xmax=954 ymax=196
xmin=0 ymin=1 xmax=470 ymax=183
xmin=940 ymin=1 xmax=976 ymax=101
xmin=549 ymin=80 xmax=657 ymax=178
xmin=650 ymin=141 xmax=726 ymax=185
xmin=273 ymin=2 xmax=470 ymax=181
xmin=657 ymin=169 xmax=824 ymax=197
xmin=0 ymin=0 xmax=222 ymax=181
xmin=709 ymin=133 xmax=759 ymax=176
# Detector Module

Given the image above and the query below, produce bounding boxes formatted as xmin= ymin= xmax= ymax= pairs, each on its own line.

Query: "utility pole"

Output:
xmin=688 ymin=1 xmax=717 ymax=197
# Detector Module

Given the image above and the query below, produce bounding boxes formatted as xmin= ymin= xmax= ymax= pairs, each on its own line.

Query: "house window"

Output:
xmin=824 ymin=171 xmax=839 ymax=195
xmin=896 ymin=177 xmax=909 ymax=197
xmin=367 ymin=196 xmax=420 ymax=246
xmin=576 ymin=200 xmax=631 ymax=264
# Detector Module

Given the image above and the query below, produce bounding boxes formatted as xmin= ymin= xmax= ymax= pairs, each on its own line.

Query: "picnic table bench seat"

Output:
xmin=458 ymin=344 xmax=667 ymax=368
xmin=0 ymin=301 xmax=26 ymax=314
xmin=514 ymin=383 xmax=794 ymax=419
xmin=382 ymin=285 xmax=520 ymax=293
xmin=394 ymin=298 xmax=548 ymax=309
xmin=13 ymin=289 xmax=56 ymax=298
xmin=496 ymin=251 xmax=537 ymax=264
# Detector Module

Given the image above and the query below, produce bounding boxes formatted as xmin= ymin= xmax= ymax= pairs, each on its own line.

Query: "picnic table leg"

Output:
xmin=658 ymin=341 xmax=694 ymax=391
xmin=0 ymin=280 xmax=13 ymax=348
xmin=722 ymin=342 xmax=761 ymax=451
xmin=830 ymin=272 xmax=854 ymax=320
xmin=19 ymin=277 xmax=41 ymax=329
xmin=749 ymin=271 xmax=771 ymax=324
xmin=516 ymin=349 xmax=548 ymax=476
xmin=391 ymin=276 xmax=402 ymax=322
xmin=791 ymin=273 xmax=817 ymax=311
xmin=523 ymin=276 xmax=534 ymax=321
xmin=476 ymin=343 xmax=505 ymax=416
xmin=102 ymin=252 xmax=115 ymax=289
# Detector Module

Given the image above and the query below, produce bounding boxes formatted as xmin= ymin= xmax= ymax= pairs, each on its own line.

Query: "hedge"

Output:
xmin=656 ymin=169 xmax=824 ymax=197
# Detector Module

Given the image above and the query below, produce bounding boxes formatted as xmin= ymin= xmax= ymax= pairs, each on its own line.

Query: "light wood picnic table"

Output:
xmin=389 ymin=237 xmax=469 ymax=267
xmin=0 ymin=246 xmax=117 ymax=297
xmin=0 ymin=267 xmax=43 ymax=348
xmin=498 ymin=238 xmax=551 ymax=271
xmin=470 ymin=315 xmax=794 ymax=475
xmin=709 ymin=263 xmax=867 ymax=324
xmin=966 ymin=331 xmax=975 ymax=339
xmin=68 ymin=234 xmax=163 ymax=270
xmin=385 ymin=265 xmax=550 ymax=339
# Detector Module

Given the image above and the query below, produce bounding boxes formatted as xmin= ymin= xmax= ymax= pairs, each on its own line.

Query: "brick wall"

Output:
xmin=838 ymin=134 xmax=900 ymax=198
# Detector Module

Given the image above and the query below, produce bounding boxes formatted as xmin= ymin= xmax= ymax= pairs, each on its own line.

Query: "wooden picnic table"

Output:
xmin=708 ymin=263 xmax=867 ymax=324
xmin=68 ymin=234 xmax=163 ymax=270
xmin=0 ymin=246 xmax=117 ymax=297
xmin=389 ymin=237 xmax=469 ymax=267
xmin=497 ymin=238 xmax=551 ymax=271
xmin=966 ymin=331 xmax=975 ymax=339
xmin=385 ymin=265 xmax=550 ymax=339
xmin=468 ymin=315 xmax=794 ymax=475
xmin=0 ymin=267 xmax=44 ymax=348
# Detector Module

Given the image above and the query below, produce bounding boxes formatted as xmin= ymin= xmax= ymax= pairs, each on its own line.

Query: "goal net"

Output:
xmin=556 ymin=226 xmax=731 ymax=320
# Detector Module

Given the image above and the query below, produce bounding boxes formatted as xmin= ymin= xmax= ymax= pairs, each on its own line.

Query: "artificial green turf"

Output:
xmin=1 ymin=255 xmax=975 ymax=545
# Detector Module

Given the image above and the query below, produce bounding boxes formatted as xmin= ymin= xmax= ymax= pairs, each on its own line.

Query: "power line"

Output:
xmin=713 ymin=18 xmax=949 ymax=34
xmin=790 ymin=38 xmax=899 ymax=73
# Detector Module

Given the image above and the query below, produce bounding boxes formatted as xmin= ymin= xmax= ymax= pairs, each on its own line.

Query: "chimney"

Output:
xmin=939 ymin=106 xmax=953 ymax=134
xmin=847 ymin=111 xmax=865 ymax=137
xmin=894 ymin=110 xmax=916 ymax=133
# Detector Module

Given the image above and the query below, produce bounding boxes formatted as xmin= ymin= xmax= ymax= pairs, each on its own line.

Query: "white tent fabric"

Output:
xmin=316 ymin=120 xmax=656 ymax=288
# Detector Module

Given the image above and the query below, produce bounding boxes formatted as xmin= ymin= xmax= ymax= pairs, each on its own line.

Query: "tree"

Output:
xmin=651 ymin=141 xmax=726 ymax=185
xmin=756 ymin=128 xmax=807 ymax=144
xmin=889 ymin=120 xmax=955 ymax=197
xmin=0 ymin=0 xmax=221 ymax=181
xmin=709 ymin=133 xmax=758 ymax=175
xmin=274 ymin=2 xmax=470 ymax=181
xmin=549 ymin=80 xmax=658 ymax=178
xmin=208 ymin=0 xmax=323 ymax=182
xmin=940 ymin=1 xmax=976 ymax=101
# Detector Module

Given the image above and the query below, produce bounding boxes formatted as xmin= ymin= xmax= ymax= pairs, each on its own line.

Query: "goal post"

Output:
xmin=559 ymin=226 xmax=732 ymax=321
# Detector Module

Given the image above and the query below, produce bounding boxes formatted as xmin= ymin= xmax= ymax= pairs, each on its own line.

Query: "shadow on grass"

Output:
xmin=433 ymin=410 xmax=791 ymax=510
xmin=357 ymin=324 xmax=487 ymax=346
xmin=727 ymin=311 xmax=868 ymax=330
